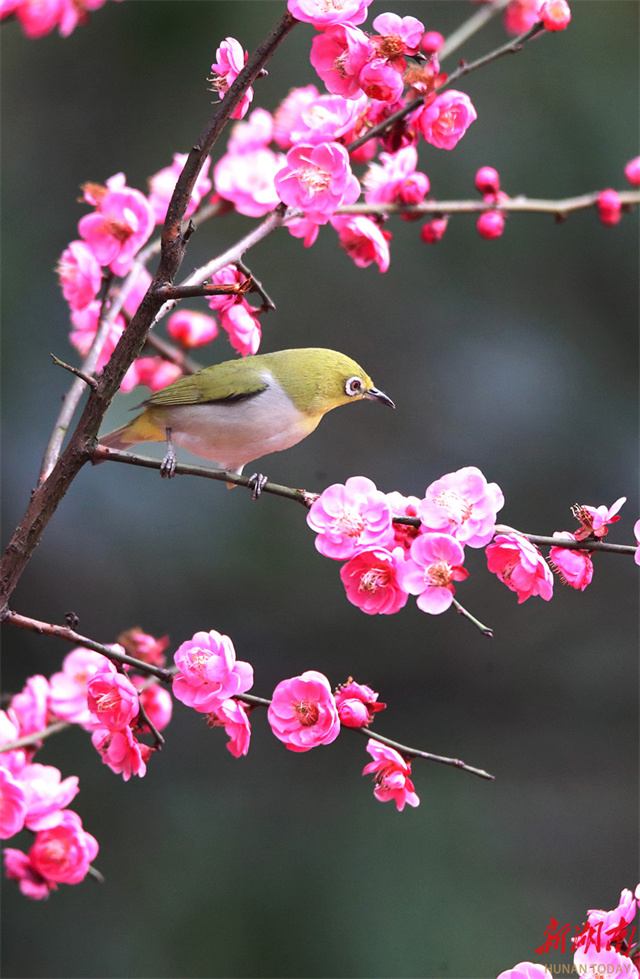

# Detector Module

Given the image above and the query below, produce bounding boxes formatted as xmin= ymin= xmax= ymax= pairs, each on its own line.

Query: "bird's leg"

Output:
xmin=160 ymin=428 xmax=177 ymax=479
xmin=247 ymin=473 xmax=268 ymax=500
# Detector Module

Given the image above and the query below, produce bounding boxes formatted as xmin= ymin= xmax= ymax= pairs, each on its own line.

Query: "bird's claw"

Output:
xmin=160 ymin=450 xmax=177 ymax=478
xmin=248 ymin=473 xmax=268 ymax=500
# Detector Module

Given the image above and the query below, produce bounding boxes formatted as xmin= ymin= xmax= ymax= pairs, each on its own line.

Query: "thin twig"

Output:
xmin=336 ymin=190 xmax=640 ymax=218
xmin=439 ymin=0 xmax=511 ymax=62
xmin=493 ymin=525 xmax=637 ymax=556
xmin=451 ymin=598 xmax=494 ymax=637
xmin=358 ymin=727 xmax=495 ymax=781
xmin=0 ymin=720 xmax=70 ymax=754
xmin=235 ymin=260 xmax=277 ymax=312
xmin=50 ymin=354 xmax=98 ymax=389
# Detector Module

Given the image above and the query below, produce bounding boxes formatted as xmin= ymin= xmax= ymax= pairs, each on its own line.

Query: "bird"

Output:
xmin=98 ymin=347 xmax=395 ymax=496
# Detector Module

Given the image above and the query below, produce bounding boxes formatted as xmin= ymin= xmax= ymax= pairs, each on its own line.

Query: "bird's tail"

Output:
xmin=98 ymin=412 xmax=165 ymax=451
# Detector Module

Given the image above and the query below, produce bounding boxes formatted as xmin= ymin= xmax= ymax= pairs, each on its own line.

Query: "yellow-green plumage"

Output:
xmin=99 ymin=347 xmax=394 ymax=477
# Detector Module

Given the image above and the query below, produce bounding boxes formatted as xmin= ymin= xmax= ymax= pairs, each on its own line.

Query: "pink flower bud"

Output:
xmin=477 ymin=210 xmax=505 ymax=239
xmin=597 ymin=189 xmax=622 ymax=226
xmin=421 ymin=31 xmax=444 ymax=55
xmin=337 ymin=699 xmax=370 ymax=727
xmin=475 ymin=166 xmax=501 ymax=196
xmin=420 ymin=217 xmax=448 ymax=244
xmin=624 ymin=156 xmax=640 ymax=188
xmin=540 ymin=0 xmax=571 ymax=31
xmin=167 ymin=310 xmax=219 ymax=349
xmin=358 ymin=58 xmax=405 ymax=104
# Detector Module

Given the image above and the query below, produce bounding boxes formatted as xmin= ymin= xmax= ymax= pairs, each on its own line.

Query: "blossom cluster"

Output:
xmin=1 ymin=629 xmax=171 ymax=898
xmin=0 ymin=0 xmax=121 ymax=38
xmin=306 ymin=471 xmax=629 ymax=612
xmin=496 ymin=884 xmax=640 ymax=979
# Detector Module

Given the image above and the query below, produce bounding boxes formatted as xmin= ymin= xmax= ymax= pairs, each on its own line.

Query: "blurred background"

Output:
xmin=1 ymin=2 xmax=638 ymax=977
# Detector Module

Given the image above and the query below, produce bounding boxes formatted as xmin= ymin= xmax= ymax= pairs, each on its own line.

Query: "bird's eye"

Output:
xmin=345 ymin=376 xmax=364 ymax=397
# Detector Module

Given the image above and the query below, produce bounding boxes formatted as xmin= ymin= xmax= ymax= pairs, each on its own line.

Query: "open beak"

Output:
xmin=364 ymin=386 xmax=395 ymax=409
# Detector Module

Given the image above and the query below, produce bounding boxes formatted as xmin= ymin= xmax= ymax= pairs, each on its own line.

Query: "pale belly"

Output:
xmin=148 ymin=386 xmax=319 ymax=473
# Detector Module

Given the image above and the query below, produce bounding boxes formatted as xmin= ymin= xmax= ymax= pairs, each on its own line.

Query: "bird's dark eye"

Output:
xmin=345 ymin=376 xmax=364 ymax=397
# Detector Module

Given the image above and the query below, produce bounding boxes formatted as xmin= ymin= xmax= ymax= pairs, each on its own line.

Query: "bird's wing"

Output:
xmin=141 ymin=363 xmax=269 ymax=408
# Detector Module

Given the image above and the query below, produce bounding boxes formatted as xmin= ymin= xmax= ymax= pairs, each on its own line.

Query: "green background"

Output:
xmin=1 ymin=2 xmax=638 ymax=977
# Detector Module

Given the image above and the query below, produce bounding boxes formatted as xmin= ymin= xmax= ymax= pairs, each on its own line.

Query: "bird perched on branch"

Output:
xmin=98 ymin=347 xmax=394 ymax=496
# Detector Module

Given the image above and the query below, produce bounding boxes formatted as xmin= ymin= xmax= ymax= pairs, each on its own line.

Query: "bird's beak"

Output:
xmin=364 ymin=386 xmax=395 ymax=409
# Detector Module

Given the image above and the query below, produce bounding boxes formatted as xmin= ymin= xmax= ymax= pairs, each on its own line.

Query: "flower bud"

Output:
xmin=624 ymin=157 xmax=640 ymax=188
xmin=420 ymin=30 xmax=444 ymax=55
xmin=540 ymin=0 xmax=571 ymax=31
xmin=475 ymin=166 xmax=500 ymax=196
xmin=420 ymin=217 xmax=448 ymax=244
xmin=477 ymin=210 xmax=505 ymax=239
xmin=596 ymin=189 xmax=622 ymax=226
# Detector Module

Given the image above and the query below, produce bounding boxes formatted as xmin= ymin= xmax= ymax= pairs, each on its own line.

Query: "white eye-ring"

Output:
xmin=345 ymin=376 xmax=364 ymax=397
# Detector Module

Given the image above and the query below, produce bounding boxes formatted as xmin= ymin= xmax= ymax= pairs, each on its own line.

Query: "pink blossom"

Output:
xmin=287 ymin=0 xmax=373 ymax=29
xmin=69 ymin=300 xmax=127 ymax=375
xmin=219 ymin=303 xmax=262 ymax=356
xmin=57 ymin=240 xmax=102 ymax=311
xmin=290 ymin=93 xmax=368 ymax=146
xmin=0 ymin=768 xmax=27 ymax=839
xmin=58 ymin=0 xmax=113 ymax=38
xmin=206 ymin=264 xmax=246 ymax=313
xmin=273 ymin=86 xmax=320 ymax=149
xmin=330 ymin=215 xmax=391 ymax=272
xmin=207 ymin=699 xmax=251 ymax=758
xmin=0 ymin=710 xmax=27 ymax=777
xmin=625 ymin=156 xmax=640 ymax=188
xmin=477 ymin=210 xmax=505 ymax=239
xmin=121 ymin=265 xmax=152 ymax=318
xmin=167 ymin=310 xmax=218 ymax=348
xmin=539 ymin=0 xmax=571 ymax=30
xmin=28 ymin=809 xmax=98 ymax=885
xmin=209 ymin=37 xmax=253 ymax=120
xmin=398 ymin=533 xmax=468 ymax=614
xmin=634 ymin=519 xmax=640 ymax=566
xmin=362 ymin=740 xmax=419 ymax=811
xmin=228 ymin=108 xmax=274 ymax=153
xmin=91 ymin=725 xmax=152 ymax=780
xmin=503 ymin=0 xmax=543 ymax=36
xmin=475 ymin=166 xmax=501 ymax=196
xmin=133 ymin=680 xmax=173 ymax=734
xmin=413 ymin=90 xmax=477 ymax=150
xmin=10 ymin=675 xmax=50 ymax=741
xmin=584 ymin=887 xmax=638 ymax=940
xmin=310 ymin=25 xmax=371 ymax=100
xmin=572 ymin=497 xmax=626 ymax=539
xmin=274 ymin=141 xmax=361 ymax=225
xmin=268 ymin=671 xmax=340 ymax=752
xmin=78 ymin=173 xmax=155 ymax=276
xmin=48 ymin=647 xmax=112 ymax=728
xmin=334 ymin=679 xmax=386 ymax=728
xmin=371 ymin=12 xmax=425 ymax=57
xmin=363 ymin=146 xmax=429 ymax=207
xmin=548 ymin=532 xmax=593 ymax=590
xmin=597 ymin=189 xmax=622 ymax=226
xmin=19 ymin=763 xmax=79 ymax=831
xmin=574 ymin=946 xmax=638 ymax=979
xmin=148 ymin=152 xmax=212 ymax=224
xmin=284 ymin=215 xmax=321 ymax=248
xmin=118 ymin=628 xmax=169 ymax=667
xmin=214 ymin=146 xmax=284 ymax=217
xmin=421 ymin=31 xmax=444 ymax=55
xmin=86 ymin=661 xmax=139 ymax=732
xmin=366 ymin=97 xmax=415 ymax=154
xmin=3 ymin=847 xmax=52 ymax=900
xmin=486 ymin=533 xmax=554 ymax=603
xmin=497 ymin=965 xmax=553 ymax=979
xmin=172 ymin=630 xmax=254 ymax=714
xmin=358 ymin=58 xmax=404 ymax=104
xmin=419 ymin=466 xmax=504 ymax=547
xmin=307 ymin=475 xmax=395 ymax=559
xmin=421 ymin=217 xmax=448 ymax=244
xmin=10 ymin=0 xmax=61 ymax=37
xmin=340 ymin=546 xmax=409 ymax=614
xmin=385 ymin=491 xmax=422 ymax=550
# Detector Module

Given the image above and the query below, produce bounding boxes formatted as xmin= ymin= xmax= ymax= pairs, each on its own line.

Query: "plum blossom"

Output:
xmin=398 ymin=533 xmax=468 ymax=614
xmin=0 ymin=710 xmax=27 ymax=777
xmin=548 ymin=533 xmax=593 ymax=590
xmin=371 ymin=12 xmax=425 ymax=57
xmin=419 ymin=466 xmax=504 ymax=547
xmin=597 ymin=189 xmax=622 ymax=226
xmin=385 ymin=491 xmax=422 ymax=550
xmin=334 ymin=679 xmax=386 ymax=728
xmin=309 ymin=25 xmax=371 ymax=100
xmin=497 ymin=965 xmax=552 ymax=979
xmin=289 ymin=93 xmax=368 ymax=146
xmin=69 ymin=300 xmax=128 ymax=379
xmin=147 ymin=152 xmax=212 ymax=224
xmin=330 ymin=215 xmax=391 ymax=272
xmin=127 ymin=357 xmax=183 ymax=393
xmin=268 ymin=671 xmax=340 ymax=752
xmin=477 ymin=210 xmax=505 ymax=239
xmin=362 ymin=740 xmax=419 ymax=811
xmin=275 ymin=141 xmax=360 ymax=225
xmin=219 ymin=303 xmax=262 ymax=357
xmin=214 ymin=146 xmax=284 ymax=217
xmin=91 ymin=725 xmax=152 ymax=780
xmin=209 ymin=37 xmax=253 ymax=119
xmin=486 ymin=533 xmax=554 ymax=603
xmin=539 ymin=0 xmax=571 ymax=30
xmin=421 ymin=31 xmax=444 ymax=55
xmin=287 ymin=0 xmax=373 ymax=29
xmin=86 ymin=660 xmax=140 ymax=732
xmin=10 ymin=675 xmax=50 ymax=742
xmin=625 ymin=157 xmax=640 ymax=188
xmin=18 ymin=763 xmax=79 ymax=831
xmin=167 ymin=310 xmax=218 ymax=349
xmin=284 ymin=215 xmax=320 ymax=248
xmin=48 ymin=648 xmax=112 ymax=728
xmin=572 ymin=497 xmax=625 ymax=539
xmin=3 ymin=0 xmax=114 ymax=38
xmin=117 ymin=628 xmax=169 ymax=667
xmin=340 ymin=546 xmax=408 ymax=614
xmin=56 ymin=241 xmax=102 ymax=311
xmin=172 ymin=630 xmax=253 ymax=714
xmin=78 ymin=173 xmax=155 ymax=276
xmin=273 ymin=86 xmax=320 ymax=149
xmin=421 ymin=217 xmax=448 ymax=244
xmin=7 ymin=809 xmax=98 ymax=894
xmin=412 ymin=90 xmax=477 ymax=150
xmin=121 ymin=265 xmax=152 ymax=318
xmin=133 ymin=680 xmax=173 ymax=734
xmin=475 ymin=166 xmax=501 ymax=196
xmin=228 ymin=108 xmax=275 ymax=153
xmin=358 ymin=57 xmax=404 ymax=104
xmin=363 ymin=145 xmax=429 ymax=208
xmin=207 ymin=699 xmax=251 ymax=758
xmin=307 ymin=475 xmax=395 ymax=559
xmin=503 ymin=0 xmax=543 ymax=36
xmin=0 ymin=768 xmax=27 ymax=839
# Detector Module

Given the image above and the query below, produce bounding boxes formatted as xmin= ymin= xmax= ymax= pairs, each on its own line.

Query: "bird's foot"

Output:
xmin=247 ymin=473 xmax=268 ymax=500
xmin=160 ymin=448 xmax=177 ymax=478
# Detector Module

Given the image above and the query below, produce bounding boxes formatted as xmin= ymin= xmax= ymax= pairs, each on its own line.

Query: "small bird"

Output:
xmin=98 ymin=347 xmax=394 ymax=494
